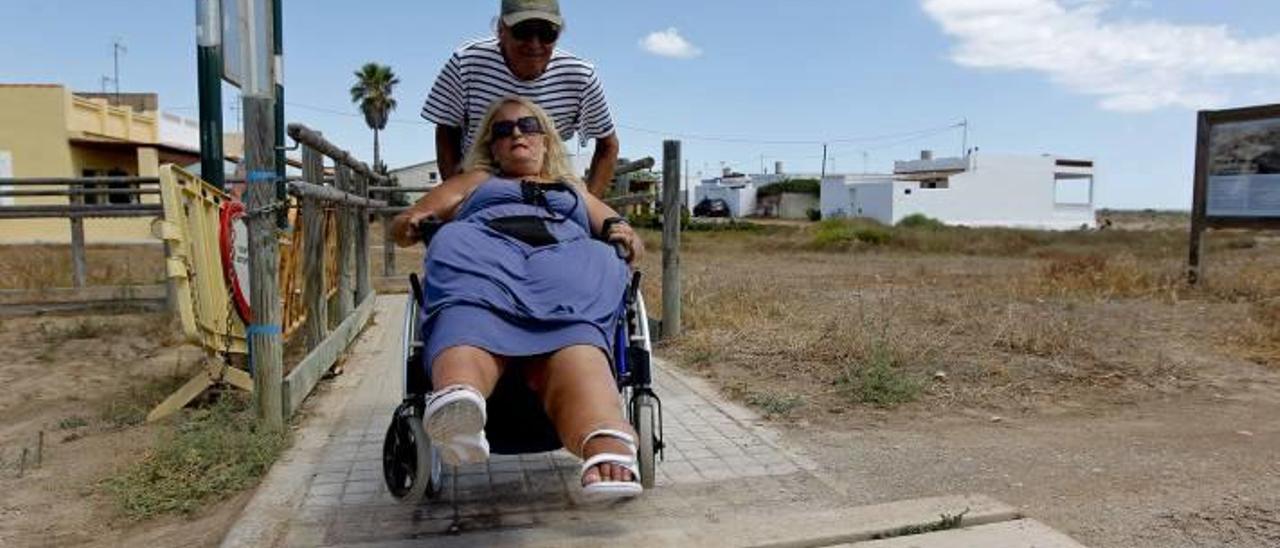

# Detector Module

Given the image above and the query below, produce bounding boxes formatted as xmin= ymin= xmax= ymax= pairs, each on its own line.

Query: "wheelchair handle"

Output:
xmin=613 ymin=241 xmax=631 ymax=262
xmin=415 ymin=216 xmax=444 ymax=248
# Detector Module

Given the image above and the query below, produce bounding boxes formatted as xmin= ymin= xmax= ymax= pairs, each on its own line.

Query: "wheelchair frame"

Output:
xmin=382 ymin=221 xmax=664 ymax=501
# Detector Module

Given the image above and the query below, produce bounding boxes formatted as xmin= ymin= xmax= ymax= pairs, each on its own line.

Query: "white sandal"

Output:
xmin=423 ymin=385 xmax=489 ymax=466
xmin=579 ymin=428 xmax=643 ymax=502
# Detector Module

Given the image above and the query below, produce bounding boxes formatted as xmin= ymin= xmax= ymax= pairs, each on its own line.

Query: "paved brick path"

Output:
xmin=259 ymin=297 xmax=837 ymax=547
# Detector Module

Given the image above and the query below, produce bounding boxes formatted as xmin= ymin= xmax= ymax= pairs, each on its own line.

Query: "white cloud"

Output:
xmin=640 ymin=28 xmax=702 ymax=59
xmin=921 ymin=0 xmax=1280 ymax=111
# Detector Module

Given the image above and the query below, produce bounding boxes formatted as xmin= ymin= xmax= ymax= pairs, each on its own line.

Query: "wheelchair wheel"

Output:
xmin=634 ymin=393 xmax=658 ymax=489
xmin=383 ymin=411 xmax=442 ymax=501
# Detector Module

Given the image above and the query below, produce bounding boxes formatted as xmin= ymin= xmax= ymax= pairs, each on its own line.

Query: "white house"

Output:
xmin=693 ymin=164 xmax=821 ymax=218
xmin=821 ymin=151 xmax=1096 ymax=230
xmin=389 ymin=160 xmax=443 ymax=202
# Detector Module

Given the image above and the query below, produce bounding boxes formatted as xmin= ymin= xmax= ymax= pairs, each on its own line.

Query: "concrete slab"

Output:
xmin=847 ymin=519 xmax=1087 ymax=548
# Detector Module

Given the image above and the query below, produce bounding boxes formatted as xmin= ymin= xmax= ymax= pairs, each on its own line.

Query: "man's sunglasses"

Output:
xmin=491 ymin=116 xmax=545 ymax=140
xmin=510 ymin=20 xmax=560 ymax=43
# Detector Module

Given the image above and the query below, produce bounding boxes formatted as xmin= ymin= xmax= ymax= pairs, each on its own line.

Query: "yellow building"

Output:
xmin=0 ymin=84 xmax=201 ymax=243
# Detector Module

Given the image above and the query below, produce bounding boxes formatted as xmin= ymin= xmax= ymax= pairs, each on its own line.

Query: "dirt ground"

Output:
xmin=0 ymin=312 xmax=247 ymax=548
xmin=640 ymin=219 xmax=1280 ymax=548
xmin=5 ymin=214 xmax=1280 ymax=547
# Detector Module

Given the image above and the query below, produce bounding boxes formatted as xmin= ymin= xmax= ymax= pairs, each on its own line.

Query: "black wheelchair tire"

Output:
xmin=635 ymin=395 xmax=657 ymax=489
xmin=383 ymin=413 xmax=438 ymax=502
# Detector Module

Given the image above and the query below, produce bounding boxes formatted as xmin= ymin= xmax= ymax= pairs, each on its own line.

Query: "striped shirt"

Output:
xmin=421 ymin=38 xmax=615 ymax=152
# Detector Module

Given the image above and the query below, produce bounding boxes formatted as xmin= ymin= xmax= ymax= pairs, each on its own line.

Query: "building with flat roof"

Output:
xmin=821 ymin=150 xmax=1096 ymax=230
xmin=0 ymin=84 xmax=206 ymax=243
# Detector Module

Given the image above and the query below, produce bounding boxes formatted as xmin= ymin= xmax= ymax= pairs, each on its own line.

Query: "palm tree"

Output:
xmin=350 ymin=63 xmax=399 ymax=170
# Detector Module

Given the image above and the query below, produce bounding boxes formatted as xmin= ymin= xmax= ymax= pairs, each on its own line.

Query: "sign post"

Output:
xmin=1188 ymin=103 xmax=1280 ymax=285
xmin=196 ymin=0 xmax=225 ymax=189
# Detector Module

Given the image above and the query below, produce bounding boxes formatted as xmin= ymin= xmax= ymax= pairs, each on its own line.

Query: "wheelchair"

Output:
xmin=382 ymin=219 xmax=664 ymax=501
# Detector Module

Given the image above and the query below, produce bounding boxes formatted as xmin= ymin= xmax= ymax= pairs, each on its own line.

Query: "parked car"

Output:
xmin=693 ymin=198 xmax=730 ymax=218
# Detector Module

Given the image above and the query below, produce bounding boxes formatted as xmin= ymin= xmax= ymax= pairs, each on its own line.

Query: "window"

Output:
xmin=920 ymin=177 xmax=949 ymax=189
xmin=80 ymin=169 xmax=104 ymax=205
xmin=105 ymin=169 xmax=138 ymax=205
xmin=1054 ymin=173 xmax=1093 ymax=206
xmin=428 ymin=172 xmax=439 ymax=183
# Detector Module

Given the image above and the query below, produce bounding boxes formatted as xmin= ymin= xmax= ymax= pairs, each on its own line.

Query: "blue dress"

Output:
xmin=421 ymin=176 xmax=630 ymax=368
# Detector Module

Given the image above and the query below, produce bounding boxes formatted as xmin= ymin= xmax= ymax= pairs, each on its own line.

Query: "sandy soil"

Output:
xmin=647 ymin=224 xmax=1280 ymax=547
xmin=0 ymin=312 xmax=247 ymax=548
xmin=781 ymin=352 xmax=1280 ymax=547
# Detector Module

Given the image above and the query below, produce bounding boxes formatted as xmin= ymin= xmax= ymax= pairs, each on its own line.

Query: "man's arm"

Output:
xmin=435 ymin=125 xmax=464 ymax=178
xmin=586 ymin=133 xmax=620 ymax=198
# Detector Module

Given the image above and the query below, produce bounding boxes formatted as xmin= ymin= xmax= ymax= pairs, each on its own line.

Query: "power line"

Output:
xmin=615 ymin=121 xmax=965 ymax=146
xmin=285 ymin=100 xmax=966 ymax=148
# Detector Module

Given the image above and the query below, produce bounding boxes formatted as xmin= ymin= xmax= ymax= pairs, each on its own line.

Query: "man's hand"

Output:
xmin=604 ymin=219 xmax=644 ymax=266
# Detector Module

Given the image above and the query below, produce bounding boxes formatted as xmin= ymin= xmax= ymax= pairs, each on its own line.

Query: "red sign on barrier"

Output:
xmin=220 ymin=200 xmax=252 ymax=322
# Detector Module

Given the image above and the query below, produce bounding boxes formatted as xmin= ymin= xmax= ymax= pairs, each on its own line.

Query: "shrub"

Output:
xmin=757 ymin=179 xmax=820 ymax=198
xmin=811 ymin=219 xmax=893 ymax=248
xmin=897 ymin=213 xmax=946 ymax=230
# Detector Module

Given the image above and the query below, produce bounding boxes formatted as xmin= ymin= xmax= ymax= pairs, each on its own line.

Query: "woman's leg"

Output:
xmin=431 ymin=345 xmax=506 ymax=396
xmin=529 ymin=345 xmax=636 ymax=484
xmin=426 ymin=345 xmax=506 ymax=465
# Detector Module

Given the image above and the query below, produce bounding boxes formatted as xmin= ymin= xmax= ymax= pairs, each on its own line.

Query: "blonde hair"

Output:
xmin=461 ymin=96 xmax=583 ymax=187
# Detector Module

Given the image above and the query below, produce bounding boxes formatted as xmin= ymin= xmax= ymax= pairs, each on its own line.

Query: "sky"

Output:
xmin=2 ymin=0 xmax=1278 ymax=209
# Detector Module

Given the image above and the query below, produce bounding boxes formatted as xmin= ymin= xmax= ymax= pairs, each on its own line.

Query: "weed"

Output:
xmin=873 ymin=508 xmax=970 ymax=539
xmin=58 ymin=416 xmax=89 ymax=430
xmin=746 ymin=391 xmax=805 ymax=417
xmin=836 ymin=343 xmax=922 ymax=407
xmin=102 ymin=395 xmax=288 ymax=520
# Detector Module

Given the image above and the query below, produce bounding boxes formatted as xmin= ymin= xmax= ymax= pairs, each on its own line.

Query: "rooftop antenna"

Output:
xmin=961 ymin=118 xmax=969 ymax=158
xmin=111 ymin=37 xmax=127 ymax=104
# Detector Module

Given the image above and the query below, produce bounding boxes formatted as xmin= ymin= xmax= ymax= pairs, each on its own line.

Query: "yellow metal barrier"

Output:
xmin=147 ymin=164 xmax=342 ymax=421
xmin=153 ymin=164 xmax=247 ymax=353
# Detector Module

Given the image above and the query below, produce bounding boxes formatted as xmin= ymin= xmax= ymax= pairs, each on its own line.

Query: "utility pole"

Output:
xmin=111 ymin=38 xmax=127 ymax=104
xmin=961 ymin=118 xmax=969 ymax=157
xmin=862 ymin=151 xmax=869 ymax=174
xmin=242 ymin=0 xmax=283 ymax=431
xmin=819 ymin=143 xmax=828 ymax=183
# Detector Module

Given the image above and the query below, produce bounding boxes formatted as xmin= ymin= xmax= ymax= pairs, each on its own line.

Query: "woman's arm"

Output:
xmin=390 ymin=170 xmax=489 ymax=247
xmin=582 ymin=190 xmax=645 ymax=265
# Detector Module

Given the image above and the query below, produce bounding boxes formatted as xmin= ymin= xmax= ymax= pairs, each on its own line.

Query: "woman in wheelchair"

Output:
xmin=390 ymin=96 xmax=646 ymax=501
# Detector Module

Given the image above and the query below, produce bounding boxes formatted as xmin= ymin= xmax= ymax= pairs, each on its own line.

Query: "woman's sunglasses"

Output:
xmin=510 ymin=20 xmax=560 ymax=44
xmin=491 ymin=116 xmax=545 ymax=140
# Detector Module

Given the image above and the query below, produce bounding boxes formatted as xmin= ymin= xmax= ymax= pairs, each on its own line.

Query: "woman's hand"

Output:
xmin=605 ymin=219 xmax=644 ymax=266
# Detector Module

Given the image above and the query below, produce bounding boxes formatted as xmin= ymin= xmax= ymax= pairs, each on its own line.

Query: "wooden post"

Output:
xmin=1188 ymin=110 xmax=1211 ymax=286
xmin=68 ymin=185 xmax=87 ymax=288
xmin=335 ymin=166 xmax=355 ymax=322
xmin=138 ymin=147 xmax=176 ymax=312
xmin=661 ymin=140 xmax=682 ymax=340
xmin=378 ymin=211 xmax=394 ymax=277
xmin=243 ymin=94 xmax=284 ymax=431
xmin=355 ymin=173 xmax=371 ymax=303
xmin=301 ymin=144 xmax=328 ymax=350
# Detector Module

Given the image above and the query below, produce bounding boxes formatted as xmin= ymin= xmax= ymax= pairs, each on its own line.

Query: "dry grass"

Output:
xmin=0 ymin=244 xmax=166 ymax=290
xmin=642 ymin=220 xmax=1280 ymax=420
